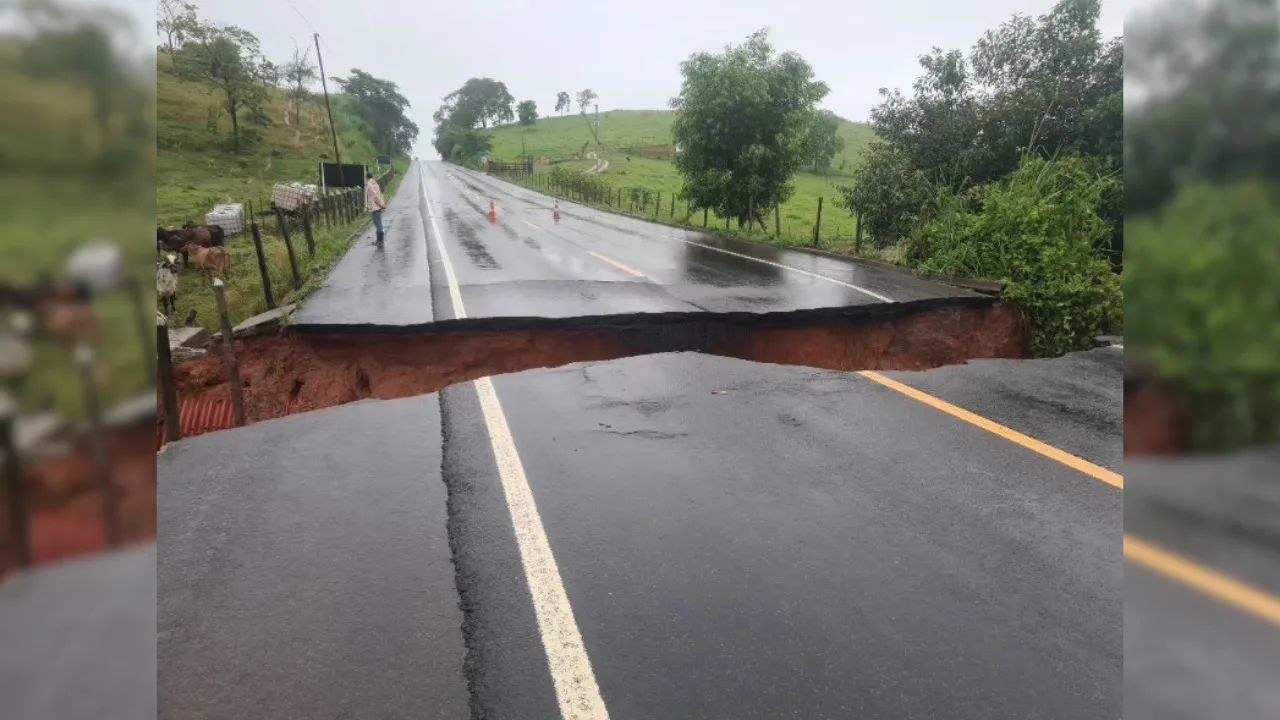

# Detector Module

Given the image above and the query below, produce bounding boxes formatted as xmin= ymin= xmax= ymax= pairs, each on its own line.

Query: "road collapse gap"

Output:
xmin=168 ymin=297 xmax=1029 ymax=428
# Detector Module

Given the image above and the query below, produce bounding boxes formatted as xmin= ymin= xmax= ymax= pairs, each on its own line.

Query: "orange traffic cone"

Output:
xmin=488 ymin=200 xmax=497 ymax=223
xmin=553 ymin=201 xmax=561 ymax=221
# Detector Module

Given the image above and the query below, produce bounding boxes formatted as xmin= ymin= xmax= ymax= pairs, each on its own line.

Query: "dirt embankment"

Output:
xmin=172 ymin=299 xmax=1028 ymax=425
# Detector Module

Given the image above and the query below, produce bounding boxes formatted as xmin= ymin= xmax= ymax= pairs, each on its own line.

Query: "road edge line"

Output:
xmin=420 ymin=164 xmax=611 ymax=720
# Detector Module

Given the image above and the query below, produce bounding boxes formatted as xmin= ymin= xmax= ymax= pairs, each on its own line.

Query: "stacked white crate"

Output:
xmin=271 ymin=183 xmax=318 ymax=213
xmin=205 ymin=204 xmax=245 ymax=235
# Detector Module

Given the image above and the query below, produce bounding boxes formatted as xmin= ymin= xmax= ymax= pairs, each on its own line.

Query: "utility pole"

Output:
xmin=314 ymin=33 xmax=342 ymax=168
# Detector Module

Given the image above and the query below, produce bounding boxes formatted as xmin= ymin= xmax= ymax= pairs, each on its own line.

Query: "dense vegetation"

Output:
xmin=1126 ymin=0 xmax=1280 ymax=452
xmin=839 ymin=0 xmax=1122 ymax=357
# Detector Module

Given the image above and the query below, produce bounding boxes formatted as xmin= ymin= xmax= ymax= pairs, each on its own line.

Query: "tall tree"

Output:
xmin=576 ymin=88 xmax=597 ymax=114
xmin=332 ymin=69 xmax=419 ymax=155
xmin=156 ymin=0 xmax=198 ymax=55
xmin=281 ymin=45 xmax=316 ymax=127
xmin=555 ymin=91 xmax=571 ymax=116
xmin=172 ymin=21 xmax=271 ymax=154
xmin=441 ymin=77 xmax=514 ymax=129
xmin=802 ymin=109 xmax=844 ymax=174
xmin=670 ymin=28 xmax=828 ymax=227
xmin=20 ymin=19 xmax=126 ymax=146
xmin=517 ymin=100 xmax=538 ymax=126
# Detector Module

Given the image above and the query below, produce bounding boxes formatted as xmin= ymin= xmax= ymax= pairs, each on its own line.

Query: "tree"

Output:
xmin=281 ymin=46 xmax=315 ymax=127
xmin=576 ymin=88 xmax=597 ymax=114
xmin=838 ymin=142 xmax=932 ymax=249
xmin=670 ymin=28 xmax=829 ymax=227
xmin=157 ymin=0 xmax=197 ymax=55
xmin=332 ymin=69 xmax=419 ymax=155
xmin=555 ymin=91 xmax=571 ymax=116
xmin=172 ymin=21 xmax=271 ymax=154
xmin=517 ymin=99 xmax=538 ymax=126
xmin=440 ymin=77 xmax=514 ymax=129
xmin=871 ymin=0 xmax=1121 ymax=188
xmin=802 ymin=109 xmax=844 ymax=174
xmin=1126 ymin=0 xmax=1280 ymax=213
xmin=20 ymin=19 xmax=127 ymax=147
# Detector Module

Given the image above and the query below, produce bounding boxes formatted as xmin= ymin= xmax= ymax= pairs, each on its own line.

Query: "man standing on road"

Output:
xmin=365 ymin=172 xmax=387 ymax=244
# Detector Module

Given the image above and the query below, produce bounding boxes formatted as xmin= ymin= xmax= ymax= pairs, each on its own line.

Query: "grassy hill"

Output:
xmin=156 ymin=54 xmax=409 ymax=330
xmin=0 ymin=37 xmax=153 ymax=418
xmin=482 ymin=110 xmax=880 ymax=250
xmin=483 ymin=109 xmax=875 ymax=175
xmin=157 ymin=54 xmax=388 ymax=224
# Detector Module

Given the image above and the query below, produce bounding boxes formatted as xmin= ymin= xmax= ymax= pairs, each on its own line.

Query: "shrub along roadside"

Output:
xmin=1126 ymin=181 xmax=1280 ymax=452
xmin=905 ymin=155 xmax=1122 ymax=358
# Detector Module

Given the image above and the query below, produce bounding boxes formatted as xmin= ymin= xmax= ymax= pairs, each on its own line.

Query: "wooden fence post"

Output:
xmin=250 ymin=215 xmax=276 ymax=310
xmin=775 ymin=205 xmax=781 ymax=238
xmin=854 ymin=210 xmax=864 ymax=254
xmin=0 ymin=394 xmax=30 ymax=568
xmin=703 ymin=208 xmax=708 ymax=228
xmin=275 ymin=207 xmax=302 ymax=289
xmin=75 ymin=344 xmax=118 ymax=547
xmin=156 ymin=316 xmax=181 ymax=443
xmin=301 ymin=202 xmax=316 ymax=255
xmin=813 ymin=196 xmax=824 ymax=246
xmin=212 ymin=279 xmax=246 ymax=427
xmin=656 ymin=192 xmax=661 ymax=217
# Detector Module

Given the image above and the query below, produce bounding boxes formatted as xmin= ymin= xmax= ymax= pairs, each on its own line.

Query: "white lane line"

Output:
xmin=419 ymin=165 xmax=611 ymax=720
xmin=452 ymin=165 xmax=893 ymax=302
xmin=667 ymin=232 xmax=895 ymax=302
xmin=523 ymin=219 xmax=542 ymax=231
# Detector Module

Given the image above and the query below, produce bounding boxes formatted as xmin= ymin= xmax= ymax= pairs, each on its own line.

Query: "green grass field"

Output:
xmin=0 ymin=39 xmax=154 ymax=418
xmin=482 ymin=110 xmax=882 ymax=253
xmin=156 ymin=55 xmax=409 ymax=329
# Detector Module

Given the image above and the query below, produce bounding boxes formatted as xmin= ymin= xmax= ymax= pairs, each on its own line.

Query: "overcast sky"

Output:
xmin=127 ymin=0 xmax=1134 ymax=149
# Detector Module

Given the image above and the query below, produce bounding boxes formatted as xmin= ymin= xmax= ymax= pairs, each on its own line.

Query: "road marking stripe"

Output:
xmin=858 ymin=371 xmax=1123 ymax=489
xmin=420 ymin=165 xmax=611 ymax=720
xmin=588 ymin=251 xmax=646 ymax=279
xmin=523 ymin=220 xmax=542 ymax=230
xmin=661 ymin=233 xmax=894 ymax=302
xmin=1126 ymin=534 xmax=1280 ymax=628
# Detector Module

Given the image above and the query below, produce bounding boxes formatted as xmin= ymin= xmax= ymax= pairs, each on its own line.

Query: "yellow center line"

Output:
xmin=859 ymin=370 xmax=1280 ymax=624
xmin=1125 ymin=534 xmax=1280 ymax=628
xmin=858 ymin=371 xmax=1123 ymax=489
xmin=589 ymin=250 xmax=647 ymax=279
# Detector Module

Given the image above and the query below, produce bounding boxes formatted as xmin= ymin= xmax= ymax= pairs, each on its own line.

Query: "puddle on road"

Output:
xmin=169 ymin=299 xmax=1028 ymax=427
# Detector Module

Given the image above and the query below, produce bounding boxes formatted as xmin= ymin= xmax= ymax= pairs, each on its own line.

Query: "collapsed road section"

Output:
xmin=170 ymin=296 xmax=1027 ymax=427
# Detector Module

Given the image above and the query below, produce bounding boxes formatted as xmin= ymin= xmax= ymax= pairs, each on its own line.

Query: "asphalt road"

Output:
xmin=1125 ymin=451 xmax=1280 ymax=720
xmin=156 ymin=396 xmax=468 ymax=720
xmin=156 ymin=160 xmax=1135 ymax=719
xmin=293 ymin=160 xmax=972 ymax=330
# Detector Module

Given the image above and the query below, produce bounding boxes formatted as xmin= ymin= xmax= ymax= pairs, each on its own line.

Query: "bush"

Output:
xmin=908 ymin=155 xmax=1121 ymax=357
xmin=1126 ymin=181 xmax=1280 ymax=451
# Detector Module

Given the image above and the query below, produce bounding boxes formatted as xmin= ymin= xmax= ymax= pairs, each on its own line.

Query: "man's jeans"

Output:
xmin=372 ymin=210 xmax=384 ymax=234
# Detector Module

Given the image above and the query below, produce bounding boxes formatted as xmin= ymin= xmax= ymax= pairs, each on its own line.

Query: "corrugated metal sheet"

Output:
xmin=157 ymin=397 xmax=236 ymax=449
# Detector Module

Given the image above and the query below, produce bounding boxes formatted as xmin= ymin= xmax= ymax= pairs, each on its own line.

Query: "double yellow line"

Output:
xmin=860 ymin=370 xmax=1280 ymax=629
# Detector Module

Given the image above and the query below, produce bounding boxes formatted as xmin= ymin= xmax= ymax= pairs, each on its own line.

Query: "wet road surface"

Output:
xmin=443 ymin=352 xmax=1122 ymax=719
xmin=2 ymin=544 xmax=156 ymax=720
xmin=294 ymin=160 xmax=973 ymax=329
xmin=292 ymin=169 xmax=434 ymax=326
xmin=156 ymin=396 xmax=468 ymax=720
xmin=1126 ymin=450 xmax=1280 ymax=720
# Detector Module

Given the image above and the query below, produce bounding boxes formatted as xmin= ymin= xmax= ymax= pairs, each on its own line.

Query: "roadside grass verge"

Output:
xmin=166 ymin=158 xmax=409 ymax=330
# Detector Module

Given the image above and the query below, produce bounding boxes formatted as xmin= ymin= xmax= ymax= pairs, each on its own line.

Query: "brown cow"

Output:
xmin=183 ymin=243 xmax=231 ymax=279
